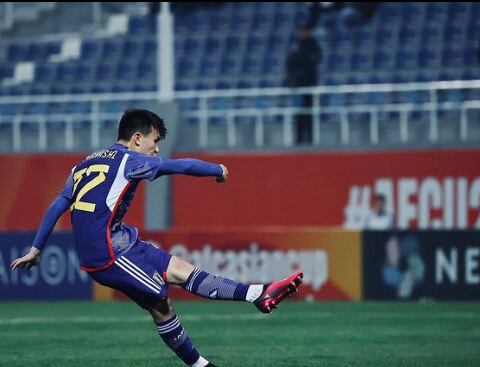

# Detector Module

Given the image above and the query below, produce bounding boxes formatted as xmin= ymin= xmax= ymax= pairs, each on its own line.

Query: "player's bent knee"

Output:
xmin=166 ymin=256 xmax=195 ymax=285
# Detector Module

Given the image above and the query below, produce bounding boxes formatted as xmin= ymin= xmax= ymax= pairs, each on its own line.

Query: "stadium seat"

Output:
xmin=81 ymin=40 xmax=99 ymax=60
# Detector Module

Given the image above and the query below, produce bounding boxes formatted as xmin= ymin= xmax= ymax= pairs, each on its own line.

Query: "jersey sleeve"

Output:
xmin=32 ymin=170 xmax=74 ymax=250
xmin=124 ymin=154 xmax=164 ymax=182
xmin=156 ymin=158 xmax=223 ymax=178
xmin=124 ymin=154 xmax=223 ymax=182
xmin=59 ymin=169 xmax=74 ymax=200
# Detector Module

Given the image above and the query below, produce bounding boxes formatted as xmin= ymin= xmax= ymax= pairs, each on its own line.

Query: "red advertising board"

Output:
xmin=172 ymin=149 xmax=480 ymax=229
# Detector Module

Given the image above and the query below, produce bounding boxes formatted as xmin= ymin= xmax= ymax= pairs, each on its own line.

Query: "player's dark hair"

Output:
xmin=117 ymin=109 xmax=167 ymax=141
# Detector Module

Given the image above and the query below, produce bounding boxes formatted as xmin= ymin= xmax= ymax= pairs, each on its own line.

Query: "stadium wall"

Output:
xmin=172 ymin=149 xmax=480 ymax=230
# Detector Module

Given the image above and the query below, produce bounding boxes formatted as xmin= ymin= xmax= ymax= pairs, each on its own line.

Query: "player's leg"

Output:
xmin=166 ymin=255 xmax=304 ymax=313
xmin=147 ymin=298 xmax=216 ymax=367
xmin=90 ymin=243 xmax=217 ymax=367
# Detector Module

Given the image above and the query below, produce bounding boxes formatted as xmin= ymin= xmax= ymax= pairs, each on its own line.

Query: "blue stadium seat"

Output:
xmin=262 ymin=55 xmax=281 ymax=74
xmin=246 ymin=34 xmax=266 ymax=54
xmin=225 ymin=35 xmax=242 ymax=54
xmin=137 ymin=62 xmax=155 ymax=80
xmin=353 ymin=28 xmax=373 ymax=47
xmin=140 ymin=38 xmax=156 ymax=59
xmin=327 ymin=52 xmax=348 ymax=71
xmin=209 ymin=12 xmax=229 ymax=31
xmin=220 ymin=56 xmax=238 ymax=75
xmin=29 ymin=86 xmax=49 ymax=95
xmin=0 ymin=104 xmax=15 ymax=115
xmin=122 ymin=39 xmax=140 ymax=58
xmin=231 ymin=11 xmax=250 ymax=30
xmin=95 ymin=63 xmax=114 ymax=81
xmin=23 ymin=43 xmax=43 ymax=61
xmin=251 ymin=12 xmax=272 ymax=32
xmin=81 ymin=40 xmax=99 ymax=59
xmin=34 ymin=63 xmax=52 ymax=82
xmin=375 ymin=26 xmax=395 ymax=46
xmin=177 ymin=58 xmax=195 ymax=77
xmin=241 ymin=57 xmax=261 ymax=74
xmin=441 ymin=48 xmax=462 ymax=67
xmin=102 ymin=40 xmax=120 ymax=58
xmin=205 ymin=37 xmax=221 ymax=54
xmin=49 ymin=84 xmax=68 ymax=95
xmin=421 ymin=26 xmax=441 ymax=45
xmin=89 ymin=84 xmax=109 ymax=94
xmin=272 ymin=11 xmax=290 ymax=29
xmin=258 ymin=78 xmax=278 ymax=88
xmin=74 ymin=63 xmax=93 ymax=80
xmin=370 ymin=51 xmax=386 ymax=70
xmin=417 ymin=49 xmax=437 ymax=68
xmin=7 ymin=43 xmax=27 ymax=62
xmin=425 ymin=2 xmax=447 ymax=21
xmin=464 ymin=48 xmax=478 ymax=66
xmin=352 ymin=51 xmax=371 ymax=71
xmin=55 ymin=63 xmax=75 ymax=81
xmin=237 ymin=80 xmax=254 ymax=89
xmin=195 ymin=80 xmax=214 ymax=90
xmin=216 ymin=80 xmax=234 ymax=90
xmin=200 ymin=57 xmax=219 ymax=76
xmin=395 ymin=48 xmax=416 ymax=69
xmin=183 ymin=37 xmax=201 ymax=56
xmin=128 ymin=15 xmax=154 ymax=34
xmin=69 ymin=85 xmax=88 ymax=95
xmin=116 ymin=62 xmax=135 ymax=79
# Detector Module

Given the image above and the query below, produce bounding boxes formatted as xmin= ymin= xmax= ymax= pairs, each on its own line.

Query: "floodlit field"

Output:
xmin=0 ymin=300 xmax=478 ymax=366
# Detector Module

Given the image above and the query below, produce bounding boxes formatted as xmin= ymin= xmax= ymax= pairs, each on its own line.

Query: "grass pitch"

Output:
xmin=0 ymin=300 xmax=478 ymax=366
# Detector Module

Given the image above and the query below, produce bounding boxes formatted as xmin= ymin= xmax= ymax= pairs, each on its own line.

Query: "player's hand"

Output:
xmin=216 ymin=164 xmax=228 ymax=183
xmin=10 ymin=247 xmax=41 ymax=271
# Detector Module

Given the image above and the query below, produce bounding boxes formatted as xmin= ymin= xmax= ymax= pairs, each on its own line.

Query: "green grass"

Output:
xmin=0 ymin=301 xmax=479 ymax=366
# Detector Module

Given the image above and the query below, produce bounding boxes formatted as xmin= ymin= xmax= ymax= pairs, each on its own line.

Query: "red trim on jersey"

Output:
xmin=80 ymin=259 xmax=115 ymax=273
xmin=82 ymin=182 xmax=132 ymax=273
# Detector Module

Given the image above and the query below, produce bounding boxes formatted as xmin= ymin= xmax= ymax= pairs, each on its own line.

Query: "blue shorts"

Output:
xmin=90 ymin=240 xmax=172 ymax=309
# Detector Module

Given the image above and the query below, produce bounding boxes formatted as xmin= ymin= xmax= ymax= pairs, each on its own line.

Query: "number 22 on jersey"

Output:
xmin=71 ymin=164 xmax=110 ymax=212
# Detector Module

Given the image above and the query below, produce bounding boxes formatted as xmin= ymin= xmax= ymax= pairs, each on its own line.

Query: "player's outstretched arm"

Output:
xmin=155 ymin=158 xmax=228 ymax=183
xmin=11 ymin=194 xmax=71 ymax=271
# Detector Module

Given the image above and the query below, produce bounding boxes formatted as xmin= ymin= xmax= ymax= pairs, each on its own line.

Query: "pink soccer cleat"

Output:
xmin=254 ymin=272 xmax=304 ymax=314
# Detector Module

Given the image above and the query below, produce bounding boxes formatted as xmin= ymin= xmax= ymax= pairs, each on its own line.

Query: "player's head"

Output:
xmin=117 ymin=109 xmax=167 ymax=156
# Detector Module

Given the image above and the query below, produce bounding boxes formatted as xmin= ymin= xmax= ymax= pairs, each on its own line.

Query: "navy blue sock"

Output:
xmin=156 ymin=316 xmax=204 ymax=366
xmin=184 ymin=268 xmax=249 ymax=301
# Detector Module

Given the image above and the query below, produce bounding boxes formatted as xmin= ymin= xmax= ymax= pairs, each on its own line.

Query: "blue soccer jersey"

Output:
xmin=32 ymin=143 xmax=223 ymax=272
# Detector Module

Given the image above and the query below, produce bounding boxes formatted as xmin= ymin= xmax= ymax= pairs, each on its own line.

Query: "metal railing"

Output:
xmin=0 ymin=80 xmax=479 ymax=152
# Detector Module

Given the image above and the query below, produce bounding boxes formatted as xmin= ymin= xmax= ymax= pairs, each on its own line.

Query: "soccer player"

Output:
xmin=10 ymin=109 xmax=303 ymax=367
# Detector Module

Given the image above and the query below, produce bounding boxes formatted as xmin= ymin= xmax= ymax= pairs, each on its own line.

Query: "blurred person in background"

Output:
xmin=286 ymin=25 xmax=322 ymax=145
xmin=364 ymin=193 xmax=394 ymax=230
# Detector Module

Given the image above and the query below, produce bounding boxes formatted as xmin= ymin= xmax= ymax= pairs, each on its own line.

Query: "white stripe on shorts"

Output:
xmin=115 ymin=260 xmax=161 ymax=294
xmin=120 ymin=256 xmax=156 ymax=280
xmin=117 ymin=257 xmax=162 ymax=292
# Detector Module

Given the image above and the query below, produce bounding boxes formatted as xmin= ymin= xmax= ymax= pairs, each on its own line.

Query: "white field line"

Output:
xmin=0 ymin=311 xmax=477 ymax=326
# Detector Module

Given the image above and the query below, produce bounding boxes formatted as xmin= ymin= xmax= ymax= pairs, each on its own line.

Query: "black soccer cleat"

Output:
xmin=206 ymin=363 xmax=218 ymax=367
xmin=253 ymin=271 xmax=304 ymax=314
